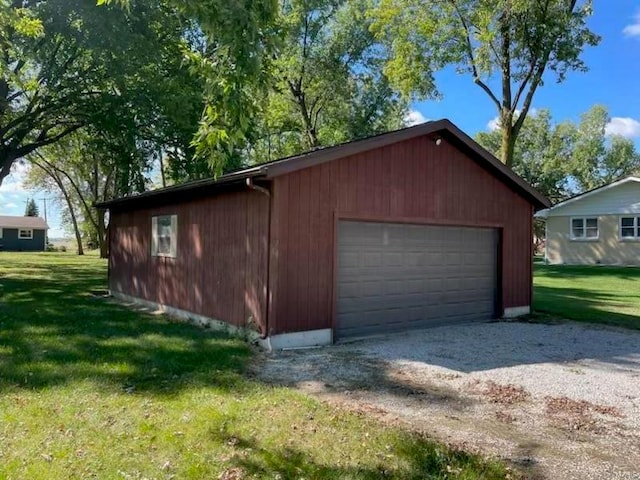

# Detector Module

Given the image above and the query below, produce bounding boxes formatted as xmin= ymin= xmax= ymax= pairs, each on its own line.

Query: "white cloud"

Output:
xmin=404 ymin=110 xmax=428 ymax=126
xmin=0 ymin=162 xmax=30 ymax=194
xmin=605 ymin=117 xmax=640 ymax=138
xmin=623 ymin=11 xmax=640 ymax=37
xmin=4 ymin=202 xmax=18 ymax=209
xmin=487 ymin=116 xmax=501 ymax=131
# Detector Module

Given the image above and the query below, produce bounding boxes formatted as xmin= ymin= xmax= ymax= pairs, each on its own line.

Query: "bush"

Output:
xmin=60 ymin=245 xmax=67 ymax=252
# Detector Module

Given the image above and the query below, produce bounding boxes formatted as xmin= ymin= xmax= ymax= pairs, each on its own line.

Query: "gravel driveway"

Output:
xmin=257 ymin=321 xmax=640 ymax=480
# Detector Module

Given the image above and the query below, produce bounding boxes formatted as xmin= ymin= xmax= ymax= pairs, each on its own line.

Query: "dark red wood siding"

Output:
xmin=109 ymin=190 xmax=269 ymax=334
xmin=268 ymin=135 xmax=533 ymax=335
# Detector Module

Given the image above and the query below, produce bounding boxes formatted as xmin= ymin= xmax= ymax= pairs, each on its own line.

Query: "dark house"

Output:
xmin=98 ymin=120 xmax=550 ymax=349
xmin=0 ymin=215 xmax=48 ymax=252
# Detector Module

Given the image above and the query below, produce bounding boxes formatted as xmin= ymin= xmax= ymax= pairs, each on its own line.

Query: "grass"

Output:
xmin=0 ymin=252 xmax=510 ymax=480
xmin=534 ymin=263 xmax=640 ymax=329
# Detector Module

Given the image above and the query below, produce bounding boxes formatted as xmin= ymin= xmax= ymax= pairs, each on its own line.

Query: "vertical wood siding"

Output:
xmin=109 ymin=190 xmax=269 ymax=334
xmin=268 ymin=135 xmax=533 ymax=335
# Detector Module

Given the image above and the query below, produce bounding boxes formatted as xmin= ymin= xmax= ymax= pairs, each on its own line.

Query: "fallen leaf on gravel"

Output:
xmin=469 ymin=381 xmax=530 ymax=404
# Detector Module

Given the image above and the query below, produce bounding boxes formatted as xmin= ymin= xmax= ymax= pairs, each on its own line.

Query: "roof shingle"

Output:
xmin=0 ymin=215 xmax=49 ymax=229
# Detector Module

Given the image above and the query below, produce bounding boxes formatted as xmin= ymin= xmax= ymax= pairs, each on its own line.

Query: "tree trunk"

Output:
xmin=97 ymin=208 xmax=108 ymax=259
xmin=159 ymin=148 xmax=167 ymax=188
xmin=0 ymin=149 xmax=17 ymax=187
xmin=500 ymin=110 xmax=516 ymax=167
xmin=30 ymin=157 xmax=85 ymax=255
xmin=70 ymin=204 xmax=85 ymax=256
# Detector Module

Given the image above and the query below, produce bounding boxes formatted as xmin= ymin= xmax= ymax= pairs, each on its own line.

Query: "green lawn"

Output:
xmin=534 ymin=263 xmax=640 ymax=329
xmin=0 ymin=253 xmax=509 ymax=480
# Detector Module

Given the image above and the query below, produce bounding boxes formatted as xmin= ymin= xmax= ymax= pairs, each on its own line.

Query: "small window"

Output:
xmin=18 ymin=229 xmax=33 ymax=240
xmin=620 ymin=216 xmax=640 ymax=240
xmin=0 ymin=227 xmax=3 ymax=239
xmin=570 ymin=217 xmax=598 ymax=240
xmin=151 ymin=215 xmax=177 ymax=258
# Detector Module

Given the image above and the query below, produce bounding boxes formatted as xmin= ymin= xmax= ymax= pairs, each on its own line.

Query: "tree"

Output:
xmin=476 ymin=109 xmax=573 ymax=203
xmin=241 ymin=0 xmax=406 ymax=165
xmin=476 ymin=105 xmax=640 ymax=250
xmin=0 ymin=0 xmax=200 ymax=187
xmin=370 ymin=0 xmax=600 ymax=167
xmin=569 ymin=105 xmax=640 ymax=192
xmin=24 ymin=198 xmax=39 ymax=217
xmin=27 ymin=126 xmax=156 ymax=258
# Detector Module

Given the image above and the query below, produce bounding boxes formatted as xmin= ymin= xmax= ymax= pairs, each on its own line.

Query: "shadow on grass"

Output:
xmin=209 ymin=430 xmax=509 ymax=480
xmin=0 ymin=255 xmax=251 ymax=395
xmin=534 ymin=263 xmax=640 ymax=281
xmin=534 ymin=284 xmax=640 ymax=329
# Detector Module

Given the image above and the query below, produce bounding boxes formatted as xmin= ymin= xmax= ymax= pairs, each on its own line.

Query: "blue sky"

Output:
xmin=2 ymin=0 xmax=640 ymax=238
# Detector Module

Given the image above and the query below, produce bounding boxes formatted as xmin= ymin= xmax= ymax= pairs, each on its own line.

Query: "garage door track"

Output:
xmin=257 ymin=321 xmax=640 ymax=480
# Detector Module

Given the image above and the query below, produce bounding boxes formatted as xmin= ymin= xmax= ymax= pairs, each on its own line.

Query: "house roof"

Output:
xmin=0 ymin=215 xmax=49 ymax=229
xmin=535 ymin=176 xmax=640 ymax=218
xmin=97 ymin=119 xmax=550 ymax=210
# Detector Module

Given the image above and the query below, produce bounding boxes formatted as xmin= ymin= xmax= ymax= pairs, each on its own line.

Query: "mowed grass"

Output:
xmin=534 ymin=263 xmax=640 ymax=329
xmin=0 ymin=252 xmax=510 ymax=480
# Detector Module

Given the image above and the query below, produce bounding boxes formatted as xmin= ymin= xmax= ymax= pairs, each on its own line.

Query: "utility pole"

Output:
xmin=40 ymin=197 xmax=49 ymax=245
xmin=39 ymin=197 xmax=48 ymax=224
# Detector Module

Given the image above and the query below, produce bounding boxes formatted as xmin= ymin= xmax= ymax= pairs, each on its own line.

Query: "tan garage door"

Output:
xmin=336 ymin=221 xmax=498 ymax=339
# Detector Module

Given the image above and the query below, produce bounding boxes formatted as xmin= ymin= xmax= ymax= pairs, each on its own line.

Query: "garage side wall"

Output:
xmin=109 ymin=190 xmax=269 ymax=334
xmin=268 ymin=135 xmax=533 ymax=335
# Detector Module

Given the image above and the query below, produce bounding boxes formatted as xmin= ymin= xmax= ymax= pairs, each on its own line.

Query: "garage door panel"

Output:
xmin=336 ymin=221 xmax=498 ymax=339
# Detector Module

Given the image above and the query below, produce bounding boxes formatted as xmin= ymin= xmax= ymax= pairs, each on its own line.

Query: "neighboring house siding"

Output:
xmin=0 ymin=228 xmax=46 ymax=251
xmin=108 ymin=190 xmax=270 ymax=335
xmin=549 ymin=181 xmax=640 ymax=216
xmin=546 ymin=215 xmax=640 ymax=265
xmin=267 ymin=135 xmax=534 ymax=335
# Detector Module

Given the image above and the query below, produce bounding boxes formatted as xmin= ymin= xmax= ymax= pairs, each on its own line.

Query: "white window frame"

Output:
xmin=569 ymin=217 xmax=599 ymax=241
xmin=619 ymin=216 xmax=640 ymax=241
xmin=0 ymin=227 xmax=3 ymax=239
xmin=18 ymin=229 xmax=33 ymax=240
xmin=151 ymin=214 xmax=178 ymax=258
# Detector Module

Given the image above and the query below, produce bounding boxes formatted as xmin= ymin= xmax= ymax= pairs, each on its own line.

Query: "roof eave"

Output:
xmin=540 ymin=176 xmax=640 ymax=215
xmin=95 ymin=168 xmax=268 ymax=210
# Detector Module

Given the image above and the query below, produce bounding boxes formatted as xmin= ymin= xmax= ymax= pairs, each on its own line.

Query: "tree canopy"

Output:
xmin=371 ymin=0 xmax=600 ymax=167
xmin=476 ymin=105 xmax=640 ymax=202
xmin=24 ymin=198 xmax=39 ymax=217
xmin=0 ymin=0 xmax=204 ymax=186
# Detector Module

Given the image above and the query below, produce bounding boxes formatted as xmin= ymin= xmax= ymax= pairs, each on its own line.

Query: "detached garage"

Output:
xmin=98 ymin=119 xmax=549 ymax=349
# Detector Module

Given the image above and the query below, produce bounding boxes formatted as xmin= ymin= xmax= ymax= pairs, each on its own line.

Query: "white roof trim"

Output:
xmin=535 ymin=177 xmax=640 ymax=219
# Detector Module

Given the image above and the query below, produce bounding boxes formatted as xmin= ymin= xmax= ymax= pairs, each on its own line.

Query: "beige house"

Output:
xmin=536 ymin=177 xmax=640 ymax=265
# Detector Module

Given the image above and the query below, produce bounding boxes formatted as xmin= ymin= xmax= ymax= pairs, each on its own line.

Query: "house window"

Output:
xmin=0 ymin=227 xmax=3 ymax=239
xmin=570 ymin=217 xmax=598 ymax=240
xmin=18 ymin=229 xmax=33 ymax=240
xmin=151 ymin=215 xmax=177 ymax=258
xmin=620 ymin=216 xmax=640 ymax=240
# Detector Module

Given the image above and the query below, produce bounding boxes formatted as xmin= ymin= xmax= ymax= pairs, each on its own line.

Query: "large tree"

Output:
xmin=0 ymin=0 xmax=198 ymax=186
xmin=476 ymin=109 xmax=574 ymax=203
xmin=27 ymin=128 xmax=152 ymax=257
xmin=477 ymin=106 xmax=640 ymax=197
xmin=371 ymin=0 xmax=600 ymax=167
xmin=569 ymin=105 xmax=640 ymax=192
xmin=242 ymin=0 xmax=406 ymax=165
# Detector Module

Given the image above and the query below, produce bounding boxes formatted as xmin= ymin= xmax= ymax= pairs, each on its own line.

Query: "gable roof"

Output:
xmin=535 ymin=176 xmax=640 ymax=218
xmin=0 ymin=215 xmax=49 ymax=230
xmin=97 ymin=119 xmax=550 ymax=210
